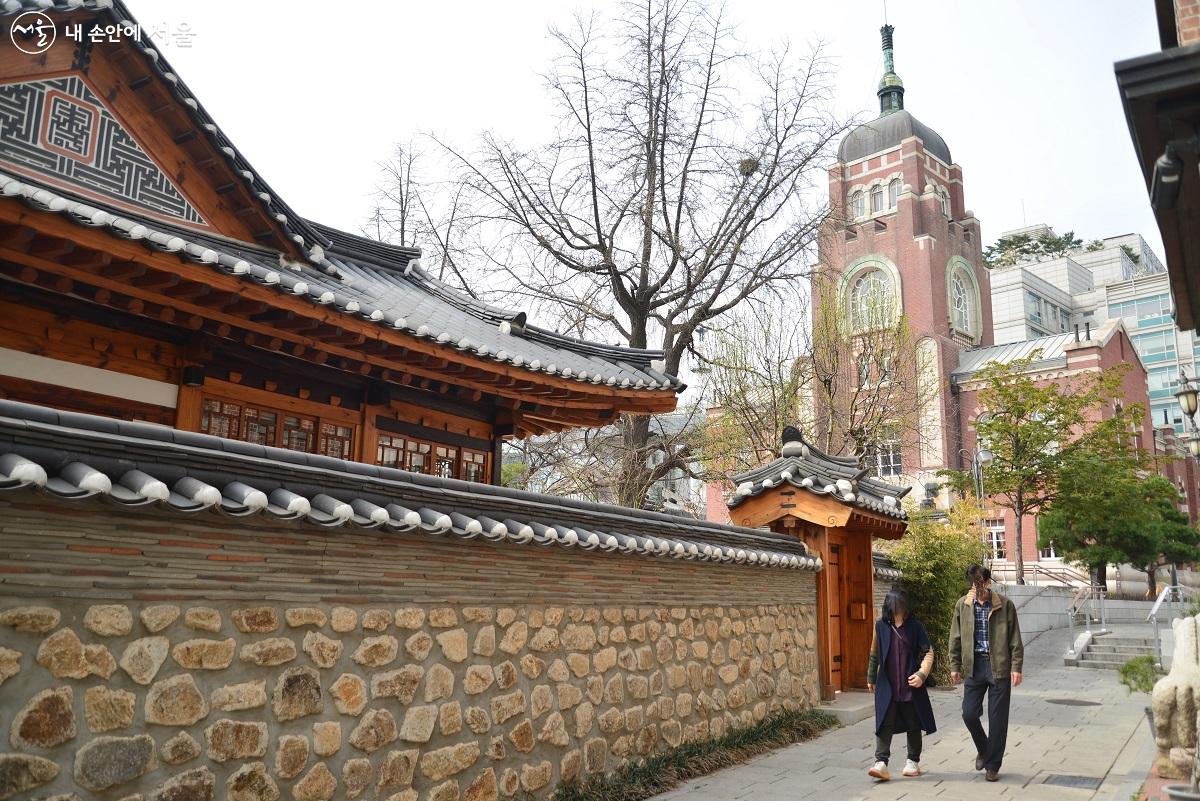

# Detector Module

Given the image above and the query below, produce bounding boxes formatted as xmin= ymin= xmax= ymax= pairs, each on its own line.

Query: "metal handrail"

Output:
xmin=1147 ymin=584 xmax=1199 ymax=668
xmin=1067 ymin=583 xmax=1108 ymax=655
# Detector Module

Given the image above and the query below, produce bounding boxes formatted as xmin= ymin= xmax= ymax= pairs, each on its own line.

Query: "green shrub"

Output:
xmin=1118 ymin=655 xmax=1161 ymax=694
xmin=544 ymin=708 xmax=837 ymax=801
xmin=884 ymin=501 xmax=990 ymax=686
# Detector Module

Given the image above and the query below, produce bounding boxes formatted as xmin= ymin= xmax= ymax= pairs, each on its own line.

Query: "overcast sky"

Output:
xmin=130 ymin=0 xmax=1162 ymax=255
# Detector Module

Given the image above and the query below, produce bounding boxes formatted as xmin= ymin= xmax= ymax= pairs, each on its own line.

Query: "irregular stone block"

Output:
xmin=520 ymin=761 xmax=551 ymax=792
xmin=463 ymin=767 xmax=498 ymax=801
xmin=561 ymin=624 xmax=596 ymax=651
xmin=427 ymin=781 xmax=458 ymax=801
xmin=498 ymin=622 xmax=527 ymax=655
xmin=529 ymin=627 xmax=560 ymax=652
xmin=436 ymin=629 xmax=469 ymax=663
xmin=240 ymin=638 xmax=297 ymax=667
xmin=312 ymin=722 xmax=340 ymax=758
xmin=273 ymin=667 xmax=322 ymax=722
xmin=383 ymin=791 xmax=417 ymax=801
xmin=465 ymin=707 xmax=491 ymax=735
xmin=531 ymin=685 xmax=552 ymax=719
xmin=330 ymin=674 xmax=368 ymax=716
xmin=145 ymin=674 xmax=208 ymax=726
xmin=464 ymin=665 xmax=494 ymax=695
xmin=377 ymin=749 xmax=418 ymax=790
xmin=573 ymin=702 xmax=594 ymax=739
xmin=498 ymin=768 xmax=518 ymax=797
xmin=205 ymin=719 xmax=268 ymax=762
xmin=428 ymin=608 xmax=458 ymax=628
xmin=420 ymin=741 xmax=481 ymax=781
xmin=85 ymin=686 xmax=135 ymax=733
xmin=558 ymin=683 xmax=583 ymax=710
xmin=394 ymin=608 xmax=425 ymax=630
xmin=473 ymin=626 xmax=496 ymax=658
xmin=0 ymin=754 xmax=58 ymax=800
xmin=404 ymin=632 xmax=432 ymax=661
xmin=352 ymin=636 xmax=398 ymax=668
xmin=227 ymin=761 xmax=279 ymax=801
xmin=508 ymin=719 xmax=533 ymax=753
xmin=172 ymin=638 xmax=238 ymax=674
xmin=140 ymin=605 xmax=180 ymax=633
xmin=487 ymin=737 xmax=505 ymax=762
xmin=85 ymin=605 xmax=133 ymax=637
xmin=439 ymin=701 xmax=463 ymax=736
xmin=593 ymin=647 xmax=617 ymax=673
xmin=567 ymin=653 xmax=589 ymax=678
xmin=275 ymin=735 xmax=308 ymax=779
xmin=490 ymin=691 xmax=525 ymax=725
xmin=11 ymin=686 xmax=75 ymax=749
xmin=35 ymin=629 xmax=89 ymax=679
xmin=211 ymin=680 xmax=267 ymax=712
xmin=292 ymin=763 xmax=335 ymax=801
xmin=538 ymin=712 xmax=569 ymax=747
xmin=160 ymin=732 xmax=201 ymax=765
xmin=493 ymin=661 xmax=517 ymax=690
xmin=349 ymin=708 xmax=398 ymax=753
xmin=120 ymin=637 xmax=170 ymax=685
xmin=341 ymin=758 xmax=371 ymax=799
xmin=183 ymin=608 xmax=221 ymax=633
xmin=462 ymin=607 xmax=493 ymax=624
xmin=0 ymin=606 xmax=59 ymax=633
xmin=150 ymin=767 xmax=214 ymax=801
xmin=301 ymin=632 xmax=343 ymax=669
xmin=547 ymin=659 xmax=568 ymax=683
xmin=361 ymin=610 xmax=392 ymax=632
xmin=74 ymin=734 xmax=156 ymax=791
xmin=584 ymin=737 xmax=607 ymax=773
xmin=232 ymin=608 xmax=279 ymax=634
xmin=519 ymin=655 xmax=544 ymax=679
xmin=0 ymin=648 xmax=19 ymax=688
xmin=85 ymin=643 xmax=117 ymax=680
xmin=330 ymin=607 xmax=357 ymax=633
xmin=424 ymin=664 xmax=455 ymax=703
xmin=371 ymin=665 xmax=423 ymax=704
xmin=398 ymin=706 xmax=437 ymax=743
xmin=496 ymin=608 xmax=517 ymax=627
xmin=285 ymin=608 xmax=327 ymax=628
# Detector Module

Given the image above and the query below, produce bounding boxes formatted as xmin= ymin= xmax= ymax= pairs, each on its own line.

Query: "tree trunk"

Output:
xmin=1145 ymin=568 xmax=1158 ymax=601
xmin=1013 ymin=505 xmax=1026 ymax=585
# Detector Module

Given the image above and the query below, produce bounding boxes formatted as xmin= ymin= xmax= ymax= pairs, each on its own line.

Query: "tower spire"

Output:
xmin=877 ymin=24 xmax=905 ymax=115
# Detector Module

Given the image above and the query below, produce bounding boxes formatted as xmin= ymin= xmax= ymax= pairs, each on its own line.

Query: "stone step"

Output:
xmin=1085 ymin=645 xmax=1157 ymax=656
xmin=1092 ymin=637 xmax=1156 ymax=647
xmin=1074 ymin=659 xmax=1127 ymax=670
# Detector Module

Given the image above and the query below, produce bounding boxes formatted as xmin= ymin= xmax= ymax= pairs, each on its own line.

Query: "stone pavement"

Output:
xmin=650 ymin=627 xmax=1153 ymax=801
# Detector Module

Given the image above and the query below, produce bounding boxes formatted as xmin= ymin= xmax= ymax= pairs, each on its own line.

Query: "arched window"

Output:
xmin=888 ymin=179 xmax=901 ymax=208
xmin=849 ymin=269 xmax=894 ymax=330
xmin=850 ymin=191 xmax=865 ymax=219
xmin=870 ymin=185 xmax=884 ymax=214
xmin=951 ymin=272 xmax=972 ymax=332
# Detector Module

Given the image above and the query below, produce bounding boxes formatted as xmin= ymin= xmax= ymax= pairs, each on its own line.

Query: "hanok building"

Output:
xmin=727 ymin=428 xmax=908 ymax=697
xmin=0 ymin=2 xmax=832 ymax=799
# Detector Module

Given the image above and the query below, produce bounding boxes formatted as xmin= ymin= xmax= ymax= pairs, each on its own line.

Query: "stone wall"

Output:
xmin=0 ymin=499 xmax=819 ymax=801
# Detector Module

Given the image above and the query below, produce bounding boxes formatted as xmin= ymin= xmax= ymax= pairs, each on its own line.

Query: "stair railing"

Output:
xmin=1066 ymin=584 xmax=1107 ymax=656
xmin=1148 ymin=584 xmax=1199 ymax=668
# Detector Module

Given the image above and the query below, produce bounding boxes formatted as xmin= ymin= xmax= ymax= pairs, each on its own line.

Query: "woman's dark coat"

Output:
xmin=870 ymin=617 xmax=937 ymax=737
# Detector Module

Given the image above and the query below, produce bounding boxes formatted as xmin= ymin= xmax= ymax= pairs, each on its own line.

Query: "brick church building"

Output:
xmin=709 ymin=24 xmax=1197 ymax=585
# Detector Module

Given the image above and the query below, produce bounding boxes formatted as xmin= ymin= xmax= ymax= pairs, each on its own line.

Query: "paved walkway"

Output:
xmin=650 ymin=627 xmax=1153 ymax=801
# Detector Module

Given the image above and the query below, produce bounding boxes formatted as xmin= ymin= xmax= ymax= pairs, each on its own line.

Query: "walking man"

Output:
xmin=948 ymin=564 xmax=1024 ymax=782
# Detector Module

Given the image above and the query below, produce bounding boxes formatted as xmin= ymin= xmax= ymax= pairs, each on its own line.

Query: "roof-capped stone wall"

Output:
xmin=0 ymin=500 xmax=819 ymax=800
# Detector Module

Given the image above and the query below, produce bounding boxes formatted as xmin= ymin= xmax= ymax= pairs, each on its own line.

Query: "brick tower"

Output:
xmin=812 ymin=24 xmax=991 ymax=497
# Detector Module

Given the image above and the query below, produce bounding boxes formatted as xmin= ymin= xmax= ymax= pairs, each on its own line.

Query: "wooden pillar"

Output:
xmin=359 ymin=404 xmax=385 ymax=465
xmin=175 ymin=383 xmax=202 ymax=431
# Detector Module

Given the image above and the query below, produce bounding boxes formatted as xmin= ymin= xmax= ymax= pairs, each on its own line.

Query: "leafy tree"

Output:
xmin=983 ymin=230 xmax=1083 ymax=268
xmin=883 ymin=500 xmax=989 ymax=685
xmin=1040 ymin=460 xmax=1199 ymax=598
xmin=943 ymin=352 xmax=1143 ymax=584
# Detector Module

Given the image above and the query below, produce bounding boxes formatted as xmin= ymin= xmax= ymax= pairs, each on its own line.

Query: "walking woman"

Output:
xmin=867 ymin=586 xmax=937 ymax=781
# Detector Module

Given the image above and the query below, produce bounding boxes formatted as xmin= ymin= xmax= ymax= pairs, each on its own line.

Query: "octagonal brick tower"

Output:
xmin=813 ymin=24 xmax=992 ymax=496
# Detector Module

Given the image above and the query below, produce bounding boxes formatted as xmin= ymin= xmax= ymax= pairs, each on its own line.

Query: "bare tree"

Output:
xmin=371 ymin=142 xmax=476 ymax=295
xmin=701 ymin=295 xmax=809 ymax=482
xmin=437 ymin=0 xmax=848 ymax=506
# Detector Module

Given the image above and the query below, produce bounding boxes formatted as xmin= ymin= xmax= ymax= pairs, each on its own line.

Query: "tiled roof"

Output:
xmin=727 ymin=427 xmax=909 ymax=520
xmin=0 ymin=170 xmax=679 ymax=392
xmin=1 ymin=0 xmax=327 ymax=258
xmin=0 ymin=401 xmax=819 ymax=571
xmin=838 ymin=110 xmax=952 ymax=164
xmin=0 ymin=0 xmax=681 ymax=393
xmin=951 ymin=319 xmax=1124 ymax=382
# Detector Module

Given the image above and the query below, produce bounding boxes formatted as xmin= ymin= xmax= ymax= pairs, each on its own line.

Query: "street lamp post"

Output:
xmin=1175 ymin=371 xmax=1200 ymax=458
xmin=959 ymin=445 xmax=995 ymax=560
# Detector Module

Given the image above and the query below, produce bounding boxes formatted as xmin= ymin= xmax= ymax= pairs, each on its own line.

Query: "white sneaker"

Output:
xmin=902 ymin=759 xmax=922 ymax=777
xmin=868 ymin=761 xmax=890 ymax=781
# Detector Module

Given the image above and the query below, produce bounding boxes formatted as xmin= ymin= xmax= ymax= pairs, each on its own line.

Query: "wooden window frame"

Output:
xmin=198 ymin=391 xmax=356 ymax=458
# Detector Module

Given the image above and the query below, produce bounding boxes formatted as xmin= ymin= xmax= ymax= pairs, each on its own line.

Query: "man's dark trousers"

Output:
xmin=962 ymin=658 xmax=1010 ymax=771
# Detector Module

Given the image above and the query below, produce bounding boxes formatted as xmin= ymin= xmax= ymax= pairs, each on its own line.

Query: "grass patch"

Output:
xmin=1118 ymin=654 xmax=1162 ymax=694
xmin=543 ymin=708 xmax=838 ymax=801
